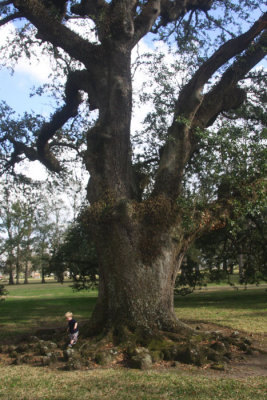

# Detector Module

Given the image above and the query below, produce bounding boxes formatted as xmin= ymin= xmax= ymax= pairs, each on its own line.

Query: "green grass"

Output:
xmin=175 ymin=288 xmax=267 ymax=333
xmin=0 ymin=282 xmax=266 ymax=399
xmin=0 ymin=366 xmax=266 ymax=400
xmin=0 ymin=282 xmax=96 ymax=340
xmin=1 ymin=282 xmax=266 ymax=337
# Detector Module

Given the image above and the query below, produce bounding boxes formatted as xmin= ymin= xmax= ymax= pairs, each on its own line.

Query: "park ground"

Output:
xmin=0 ymin=281 xmax=266 ymax=400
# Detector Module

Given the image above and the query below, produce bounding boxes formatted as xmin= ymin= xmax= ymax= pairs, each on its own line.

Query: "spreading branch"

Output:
xmin=176 ymin=12 xmax=267 ymax=118
xmin=151 ymin=0 xmax=213 ymax=33
xmin=193 ymin=31 xmax=267 ymax=130
xmin=0 ymin=11 xmax=22 ymax=26
xmin=133 ymin=0 xmax=212 ymax=45
xmin=159 ymin=0 xmax=213 ymax=25
xmin=13 ymin=0 xmax=98 ymax=68
xmin=0 ymin=1 xmax=13 ymax=5
xmin=35 ymin=70 xmax=85 ymax=171
xmin=2 ymin=70 xmax=93 ymax=173
xmin=133 ymin=0 xmax=161 ymax=45
xmin=152 ymin=12 xmax=267 ymax=200
xmin=71 ymin=0 xmax=108 ymax=20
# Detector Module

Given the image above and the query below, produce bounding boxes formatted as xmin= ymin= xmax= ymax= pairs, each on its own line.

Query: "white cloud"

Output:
xmin=15 ymin=160 xmax=48 ymax=181
xmin=0 ymin=23 xmax=53 ymax=83
xmin=15 ymin=55 xmax=53 ymax=83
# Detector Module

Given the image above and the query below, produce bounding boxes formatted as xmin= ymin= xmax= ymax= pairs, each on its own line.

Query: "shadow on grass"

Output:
xmin=174 ymin=289 xmax=267 ymax=310
xmin=0 ymin=296 xmax=97 ymax=324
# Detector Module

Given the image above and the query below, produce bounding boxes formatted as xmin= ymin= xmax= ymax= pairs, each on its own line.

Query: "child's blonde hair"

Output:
xmin=65 ymin=312 xmax=73 ymax=318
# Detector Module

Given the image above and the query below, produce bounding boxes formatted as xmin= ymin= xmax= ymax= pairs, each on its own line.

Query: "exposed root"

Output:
xmin=0 ymin=321 xmax=259 ymax=372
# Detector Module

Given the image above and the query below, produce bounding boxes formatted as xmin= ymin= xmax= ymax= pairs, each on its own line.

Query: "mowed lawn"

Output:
xmin=1 ymin=281 xmax=266 ymax=336
xmin=0 ymin=281 xmax=266 ymax=400
xmin=0 ymin=282 xmax=97 ymax=340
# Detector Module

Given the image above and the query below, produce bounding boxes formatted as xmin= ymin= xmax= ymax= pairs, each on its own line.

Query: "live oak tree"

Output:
xmin=0 ymin=1 xmax=266 ymax=338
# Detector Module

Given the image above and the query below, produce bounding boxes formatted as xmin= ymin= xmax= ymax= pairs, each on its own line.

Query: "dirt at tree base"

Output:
xmin=0 ymin=321 xmax=266 ymax=380
xmin=176 ymin=320 xmax=267 ymax=379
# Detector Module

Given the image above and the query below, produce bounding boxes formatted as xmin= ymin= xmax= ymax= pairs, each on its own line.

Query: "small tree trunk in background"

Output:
xmin=223 ymin=258 xmax=228 ymax=273
xmin=24 ymin=260 xmax=29 ymax=284
xmin=56 ymin=272 xmax=64 ymax=283
xmin=195 ymin=263 xmax=200 ymax=274
xmin=238 ymin=252 xmax=244 ymax=281
xmin=229 ymin=263 xmax=234 ymax=274
xmin=180 ymin=256 xmax=187 ymax=280
xmin=8 ymin=262 xmax=14 ymax=285
xmin=16 ymin=246 xmax=20 ymax=285
xmin=41 ymin=265 xmax=46 ymax=284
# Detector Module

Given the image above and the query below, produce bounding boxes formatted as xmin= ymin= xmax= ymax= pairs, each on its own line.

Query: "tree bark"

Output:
xmin=83 ymin=42 xmax=190 ymax=334
xmin=85 ymin=203 xmax=190 ymax=335
xmin=238 ymin=251 xmax=244 ymax=281
xmin=8 ymin=261 xmax=14 ymax=285
xmin=16 ymin=245 xmax=20 ymax=285
xmin=41 ymin=266 xmax=46 ymax=284
xmin=24 ymin=260 xmax=29 ymax=284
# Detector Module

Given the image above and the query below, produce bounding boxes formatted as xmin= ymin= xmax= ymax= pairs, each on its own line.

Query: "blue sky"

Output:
xmin=0 ymin=68 xmax=53 ymax=115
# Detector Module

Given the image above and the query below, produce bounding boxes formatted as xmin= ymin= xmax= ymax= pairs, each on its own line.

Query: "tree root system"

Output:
xmin=0 ymin=322 xmax=266 ymax=375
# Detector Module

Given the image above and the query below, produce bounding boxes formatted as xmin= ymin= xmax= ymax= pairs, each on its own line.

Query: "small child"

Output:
xmin=65 ymin=311 xmax=79 ymax=347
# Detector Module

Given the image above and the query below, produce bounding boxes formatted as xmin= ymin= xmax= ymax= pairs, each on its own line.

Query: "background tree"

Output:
xmin=0 ymin=184 xmax=35 ymax=284
xmin=0 ymin=1 xmax=266 ymax=341
xmin=49 ymin=210 xmax=98 ymax=288
xmin=175 ymin=207 xmax=267 ymax=294
xmin=0 ymin=283 xmax=8 ymax=301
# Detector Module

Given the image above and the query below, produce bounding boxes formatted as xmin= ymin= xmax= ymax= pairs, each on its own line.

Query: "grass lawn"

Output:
xmin=0 ymin=282 xmax=266 ymax=399
xmin=1 ymin=281 xmax=266 ymax=336
xmin=0 ymin=282 xmax=96 ymax=341
xmin=0 ymin=366 xmax=266 ymax=400
xmin=175 ymin=288 xmax=267 ymax=334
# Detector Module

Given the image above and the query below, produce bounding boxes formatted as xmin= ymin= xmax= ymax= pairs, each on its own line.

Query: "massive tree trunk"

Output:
xmin=88 ymin=215 xmax=188 ymax=335
xmin=83 ymin=43 xmax=188 ymax=334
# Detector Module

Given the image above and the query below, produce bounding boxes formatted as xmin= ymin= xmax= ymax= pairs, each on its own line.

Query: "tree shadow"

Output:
xmin=174 ymin=289 xmax=267 ymax=311
xmin=0 ymin=296 xmax=97 ymax=341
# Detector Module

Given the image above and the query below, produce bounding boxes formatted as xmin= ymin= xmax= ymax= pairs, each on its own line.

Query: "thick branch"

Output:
xmin=0 ymin=1 xmax=13 ymax=5
xmin=133 ymin=0 xmax=161 ymax=45
xmin=36 ymin=71 xmax=84 ymax=171
xmin=152 ymin=13 xmax=266 ymax=200
xmin=2 ymin=136 xmax=39 ymax=173
xmin=176 ymin=12 xmax=267 ymax=119
xmin=13 ymin=0 xmax=98 ymax=67
xmin=71 ymin=0 xmax=108 ymax=22
xmin=133 ymin=0 xmax=212 ymax=45
xmin=193 ymin=32 xmax=267 ymax=130
xmin=159 ymin=0 xmax=213 ymax=26
xmin=0 ymin=11 xmax=22 ymax=26
xmin=3 ymin=70 xmax=90 ymax=173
